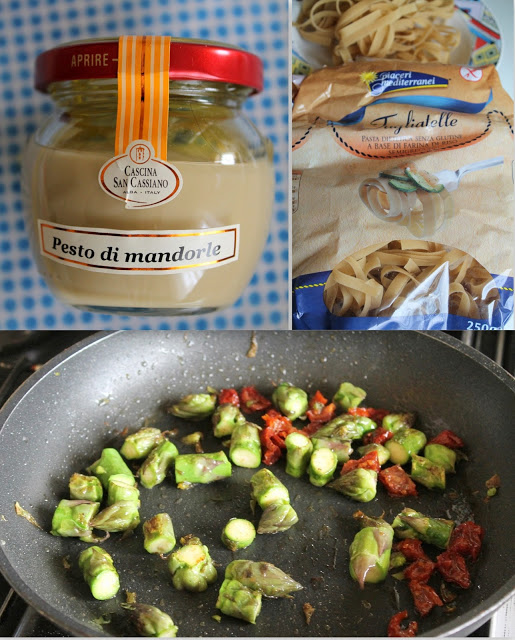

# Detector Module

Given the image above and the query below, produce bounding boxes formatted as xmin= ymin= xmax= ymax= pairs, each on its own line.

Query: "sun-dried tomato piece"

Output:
xmin=448 ymin=522 xmax=484 ymax=561
xmin=387 ymin=611 xmax=418 ymax=637
xmin=305 ymin=390 xmax=336 ymax=433
xmin=260 ymin=409 xmax=299 ymax=466
xmin=308 ymin=389 xmax=327 ymax=411
xmin=218 ymin=388 xmax=240 ymax=407
xmin=341 ymin=450 xmax=380 ymax=475
xmin=239 ymin=386 xmax=272 ymax=414
xmin=427 ymin=429 xmax=464 ymax=449
xmin=436 ymin=550 xmax=471 ymax=589
xmin=363 ymin=427 xmax=394 ymax=445
xmin=408 ymin=581 xmax=443 ymax=617
xmin=395 ymin=539 xmax=430 ymax=562
xmin=404 ymin=559 xmax=435 ymax=584
xmin=379 ymin=465 xmax=417 ymax=497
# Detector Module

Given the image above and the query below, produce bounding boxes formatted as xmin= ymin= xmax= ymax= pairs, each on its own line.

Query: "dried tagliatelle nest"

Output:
xmin=295 ymin=0 xmax=460 ymax=64
xmin=323 ymin=240 xmax=500 ymax=319
xmin=359 ymin=164 xmax=454 ymax=238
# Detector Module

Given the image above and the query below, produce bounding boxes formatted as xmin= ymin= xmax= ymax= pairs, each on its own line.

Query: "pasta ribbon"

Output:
xmin=323 ymin=240 xmax=500 ymax=319
xmin=295 ymin=0 xmax=460 ymax=64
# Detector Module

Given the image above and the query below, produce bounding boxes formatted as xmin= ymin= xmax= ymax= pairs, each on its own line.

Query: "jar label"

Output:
xmin=99 ymin=140 xmax=183 ymax=209
xmin=38 ymin=219 xmax=239 ymax=275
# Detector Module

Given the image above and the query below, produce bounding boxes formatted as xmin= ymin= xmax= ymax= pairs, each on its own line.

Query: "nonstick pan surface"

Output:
xmin=0 ymin=331 xmax=513 ymax=637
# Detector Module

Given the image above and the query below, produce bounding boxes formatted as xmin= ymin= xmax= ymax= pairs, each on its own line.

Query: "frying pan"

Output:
xmin=0 ymin=330 xmax=513 ymax=637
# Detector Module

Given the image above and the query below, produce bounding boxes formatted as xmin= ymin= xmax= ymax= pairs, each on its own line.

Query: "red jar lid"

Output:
xmin=35 ymin=37 xmax=263 ymax=94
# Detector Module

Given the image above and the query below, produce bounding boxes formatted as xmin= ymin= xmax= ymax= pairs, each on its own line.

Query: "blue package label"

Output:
xmin=293 ymin=271 xmax=514 ymax=331
xmin=366 ymin=70 xmax=449 ymax=97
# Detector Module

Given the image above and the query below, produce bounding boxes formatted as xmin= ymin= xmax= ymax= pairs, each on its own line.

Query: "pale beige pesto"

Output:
xmin=26 ymin=141 xmax=273 ymax=312
xmin=24 ymin=77 xmax=274 ymax=314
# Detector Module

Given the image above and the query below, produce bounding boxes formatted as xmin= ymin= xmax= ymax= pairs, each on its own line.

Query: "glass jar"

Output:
xmin=25 ymin=38 xmax=274 ymax=316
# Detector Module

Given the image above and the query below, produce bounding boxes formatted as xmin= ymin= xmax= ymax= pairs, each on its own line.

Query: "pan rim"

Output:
xmin=0 ymin=329 xmax=513 ymax=637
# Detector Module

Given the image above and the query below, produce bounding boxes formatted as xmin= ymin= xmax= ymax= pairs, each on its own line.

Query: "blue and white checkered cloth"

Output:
xmin=0 ymin=0 xmax=289 ymax=330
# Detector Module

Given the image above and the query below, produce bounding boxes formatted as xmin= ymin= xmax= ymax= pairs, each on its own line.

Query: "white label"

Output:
xmin=38 ymin=219 xmax=239 ymax=275
xmin=98 ymin=140 xmax=183 ymax=209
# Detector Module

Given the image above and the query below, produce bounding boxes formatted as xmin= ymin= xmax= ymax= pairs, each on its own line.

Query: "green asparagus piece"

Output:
xmin=314 ymin=414 xmax=376 ymax=440
xmin=257 ymin=503 xmax=299 ymax=534
xmin=107 ymin=474 xmax=140 ymax=506
xmin=389 ymin=552 xmax=407 ymax=570
xmin=385 ymin=428 xmax=427 ymax=465
xmin=424 ymin=443 xmax=456 ymax=473
xmin=174 ymin=451 xmax=232 ymax=486
xmin=350 ymin=529 xmax=392 ymax=589
xmin=392 ymin=507 xmax=454 ymax=549
xmin=221 ymin=518 xmax=256 ymax=551
xmin=285 ymin=432 xmax=313 ymax=477
xmin=212 ymin=404 xmax=246 ymax=438
xmin=91 ymin=500 xmax=140 ymax=532
xmin=311 ymin=436 xmax=352 ymax=463
xmin=124 ymin=603 xmax=178 ymax=637
xmin=51 ymin=500 xmax=100 ymax=538
xmin=308 ymin=447 xmax=338 ymax=487
xmin=382 ymin=413 xmax=415 ymax=434
xmin=225 ymin=560 xmax=303 ymax=597
xmin=332 ymin=382 xmax=366 ymax=411
xmin=143 ymin=513 xmax=176 ymax=555
xmin=229 ymin=422 xmax=261 ymax=468
xmin=250 ymin=468 xmax=290 ymax=509
xmin=411 ymin=455 xmax=446 ymax=490
xmin=358 ymin=443 xmax=390 ymax=466
xmin=216 ymin=579 xmax=262 ymax=624
xmin=87 ymin=448 xmax=135 ymax=489
xmin=328 ymin=468 xmax=377 ymax=502
xmin=272 ymin=383 xmax=308 ymax=420
xmin=349 ymin=512 xmax=394 ymax=589
xmin=169 ymin=393 xmax=216 ymax=420
xmin=168 ymin=535 xmax=217 ymax=592
xmin=69 ymin=473 xmax=103 ymax=502
xmin=180 ymin=432 xmax=203 ymax=449
xmin=120 ymin=427 xmax=164 ymax=460
xmin=139 ymin=440 xmax=179 ymax=489
xmin=78 ymin=546 xmax=120 ymax=600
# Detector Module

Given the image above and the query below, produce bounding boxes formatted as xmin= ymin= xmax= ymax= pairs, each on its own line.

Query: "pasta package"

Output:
xmin=292 ymin=60 xmax=513 ymax=330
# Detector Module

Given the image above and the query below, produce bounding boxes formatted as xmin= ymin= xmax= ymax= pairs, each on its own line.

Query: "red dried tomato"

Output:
xmin=218 ymin=388 xmax=240 ymax=407
xmin=347 ymin=406 xmax=374 ymax=417
xmin=448 ymin=522 xmax=485 ymax=562
xmin=305 ymin=390 xmax=336 ymax=432
xmin=408 ymin=581 xmax=443 ymax=617
xmin=387 ymin=611 xmax=418 ymax=638
xmin=261 ymin=431 xmax=282 ymax=466
xmin=436 ymin=551 xmax=471 ymax=589
xmin=340 ymin=459 xmax=359 ymax=475
xmin=308 ymin=389 xmax=327 ymax=409
xmin=379 ymin=466 xmax=418 ymax=497
xmin=341 ymin=450 xmax=380 ymax=475
xmin=427 ymin=429 xmax=464 ymax=449
xmin=260 ymin=409 xmax=298 ymax=466
xmin=395 ymin=539 xmax=430 ymax=562
xmin=363 ymin=427 xmax=394 ymax=446
xmin=404 ymin=559 xmax=435 ymax=584
xmin=239 ymin=386 xmax=272 ymax=414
